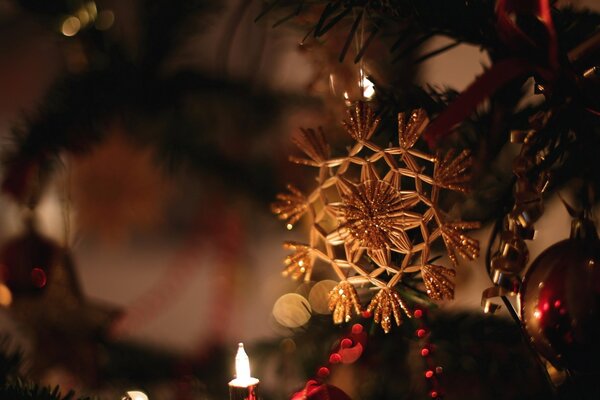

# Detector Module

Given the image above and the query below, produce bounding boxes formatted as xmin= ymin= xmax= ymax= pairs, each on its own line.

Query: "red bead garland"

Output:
xmin=414 ymin=308 xmax=444 ymax=399
xmin=298 ymin=308 xmax=444 ymax=399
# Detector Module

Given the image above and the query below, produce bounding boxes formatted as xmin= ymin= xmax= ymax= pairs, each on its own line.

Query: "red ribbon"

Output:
xmin=423 ymin=0 xmax=559 ymax=146
xmin=496 ymin=0 xmax=558 ymax=70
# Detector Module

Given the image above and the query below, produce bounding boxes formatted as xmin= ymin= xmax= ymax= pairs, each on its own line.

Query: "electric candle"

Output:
xmin=121 ymin=390 xmax=148 ymax=400
xmin=229 ymin=343 xmax=260 ymax=400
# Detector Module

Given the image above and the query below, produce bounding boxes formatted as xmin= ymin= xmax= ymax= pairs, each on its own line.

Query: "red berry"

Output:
xmin=317 ymin=367 xmax=330 ymax=378
xmin=351 ymin=323 xmax=363 ymax=334
xmin=329 ymin=353 xmax=342 ymax=364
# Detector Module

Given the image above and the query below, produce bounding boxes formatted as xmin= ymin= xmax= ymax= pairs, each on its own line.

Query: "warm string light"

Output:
xmin=235 ymin=343 xmax=251 ymax=381
xmin=413 ymin=309 xmax=444 ymax=399
xmin=60 ymin=1 xmax=114 ymax=37
xmin=121 ymin=390 xmax=148 ymax=400
xmin=229 ymin=343 xmax=259 ymax=400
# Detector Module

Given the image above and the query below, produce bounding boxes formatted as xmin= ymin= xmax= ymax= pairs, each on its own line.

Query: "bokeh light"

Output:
xmin=272 ymin=293 xmax=311 ymax=328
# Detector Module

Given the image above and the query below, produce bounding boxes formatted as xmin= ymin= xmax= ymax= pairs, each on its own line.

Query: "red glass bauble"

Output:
xmin=0 ymin=227 xmax=61 ymax=295
xmin=521 ymin=236 xmax=600 ymax=371
xmin=291 ymin=380 xmax=351 ymax=400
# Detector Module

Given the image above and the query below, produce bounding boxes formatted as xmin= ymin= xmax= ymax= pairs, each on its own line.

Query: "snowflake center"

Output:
xmin=342 ymin=181 xmax=402 ymax=249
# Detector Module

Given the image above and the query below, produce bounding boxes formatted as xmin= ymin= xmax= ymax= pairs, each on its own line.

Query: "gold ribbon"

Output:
xmin=481 ymin=270 xmax=521 ymax=314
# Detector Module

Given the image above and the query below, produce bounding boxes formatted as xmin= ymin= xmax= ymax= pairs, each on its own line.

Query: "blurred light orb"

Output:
xmin=0 ymin=283 xmax=12 ymax=307
xmin=95 ymin=10 xmax=115 ymax=31
xmin=308 ymin=280 xmax=337 ymax=314
xmin=280 ymin=338 xmax=296 ymax=353
xmin=76 ymin=9 xmax=90 ymax=26
xmin=86 ymin=2 xmax=98 ymax=19
xmin=61 ymin=16 xmax=81 ymax=37
xmin=273 ymin=293 xmax=311 ymax=328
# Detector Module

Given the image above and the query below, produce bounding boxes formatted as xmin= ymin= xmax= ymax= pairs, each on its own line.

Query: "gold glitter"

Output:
xmin=440 ymin=221 xmax=480 ymax=265
xmin=421 ymin=264 xmax=456 ymax=300
xmin=282 ymin=242 xmax=313 ymax=281
xmin=271 ymin=184 xmax=308 ymax=228
xmin=398 ymin=108 xmax=428 ymax=149
xmin=342 ymin=101 xmax=381 ymax=141
xmin=367 ymin=288 xmax=410 ymax=333
xmin=274 ymin=102 xmax=479 ymax=330
xmin=337 ymin=180 xmax=414 ymax=251
xmin=290 ymin=127 xmax=330 ymax=166
xmin=328 ymin=281 xmax=362 ymax=324
xmin=434 ymin=149 xmax=473 ymax=193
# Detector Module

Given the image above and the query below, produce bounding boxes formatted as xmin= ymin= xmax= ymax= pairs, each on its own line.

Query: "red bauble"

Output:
xmin=0 ymin=226 xmax=61 ymax=295
xmin=521 ymin=234 xmax=600 ymax=371
xmin=290 ymin=380 xmax=351 ymax=400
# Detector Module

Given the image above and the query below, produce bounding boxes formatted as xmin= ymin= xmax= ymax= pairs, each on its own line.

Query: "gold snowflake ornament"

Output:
xmin=273 ymin=102 xmax=479 ymax=332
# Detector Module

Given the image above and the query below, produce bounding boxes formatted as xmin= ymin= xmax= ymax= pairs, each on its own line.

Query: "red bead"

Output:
xmin=554 ymin=300 xmax=561 ymax=308
xmin=329 ymin=353 xmax=342 ymax=364
xmin=340 ymin=338 xmax=353 ymax=349
xmin=435 ymin=366 xmax=443 ymax=374
xmin=425 ymin=370 xmax=434 ymax=379
xmin=420 ymin=348 xmax=430 ymax=357
xmin=351 ymin=323 xmax=363 ymax=334
xmin=317 ymin=367 xmax=330 ymax=378
xmin=414 ymin=309 xmax=423 ymax=319
xmin=416 ymin=329 xmax=427 ymax=338
xmin=31 ymin=268 xmax=47 ymax=288
xmin=361 ymin=310 xmax=372 ymax=318
xmin=430 ymin=390 xmax=438 ymax=398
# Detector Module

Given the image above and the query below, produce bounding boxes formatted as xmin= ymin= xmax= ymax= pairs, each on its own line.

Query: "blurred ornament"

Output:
xmin=1 ymin=153 xmax=52 ymax=207
xmin=0 ymin=222 xmax=61 ymax=295
xmin=328 ymin=64 xmax=363 ymax=103
xmin=8 ymin=243 xmax=120 ymax=384
xmin=71 ymin=129 xmax=171 ymax=240
xmin=521 ymin=216 xmax=600 ymax=371
xmin=273 ymin=102 xmax=479 ymax=331
xmin=329 ymin=66 xmax=375 ymax=104
xmin=291 ymin=379 xmax=351 ymax=400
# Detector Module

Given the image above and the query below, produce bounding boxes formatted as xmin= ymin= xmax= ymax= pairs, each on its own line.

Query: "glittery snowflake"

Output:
xmin=272 ymin=102 xmax=479 ymax=332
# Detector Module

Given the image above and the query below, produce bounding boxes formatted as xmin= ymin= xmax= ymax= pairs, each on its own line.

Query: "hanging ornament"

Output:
xmin=0 ymin=221 xmax=62 ymax=296
xmin=520 ymin=216 xmax=600 ymax=372
xmin=291 ymin=379 xmax=351 ymax=400
xmin=9 ymin=247 xmax=120 ymax=384
xmin=272 ymin=102 xmax=479 ymax=332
